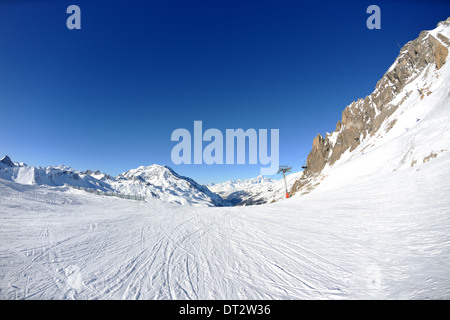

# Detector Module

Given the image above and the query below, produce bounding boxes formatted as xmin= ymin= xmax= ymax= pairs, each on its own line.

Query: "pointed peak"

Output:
xmin=0 ymin=155 xmax=15 ymax=167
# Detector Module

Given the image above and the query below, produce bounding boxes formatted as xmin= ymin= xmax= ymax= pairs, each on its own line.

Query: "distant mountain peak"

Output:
xmin=0 ymin=155 xmax=15 ymax=167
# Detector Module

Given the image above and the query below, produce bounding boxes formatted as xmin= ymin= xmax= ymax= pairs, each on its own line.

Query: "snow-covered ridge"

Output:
xmin=207 ymin=175 xmax=275 ymax=193
xmin=0 ymin=156 xmax=228 ymax=207
xmin=0 ymin=156 xmax=111 ymax=191
xmin=207 ymin=173 xmax=303 ymax=206
xmin=0 ymin=154 xmax=300 ymax=206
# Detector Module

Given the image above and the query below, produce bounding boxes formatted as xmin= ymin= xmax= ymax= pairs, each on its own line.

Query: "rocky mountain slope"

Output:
xmin=291 ymin=17 xmax=450 ymax=196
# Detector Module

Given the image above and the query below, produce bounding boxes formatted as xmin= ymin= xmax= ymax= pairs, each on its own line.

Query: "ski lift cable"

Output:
xmin=283 ymin=152 xmax=309 ymax=168
xmin=260 ymin=151 xmax=309 ymax=180
xmin=283 ymin=149 xmax=309 ymax=163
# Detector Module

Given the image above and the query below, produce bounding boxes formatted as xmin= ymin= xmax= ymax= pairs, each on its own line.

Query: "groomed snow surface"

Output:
xmin=0 ymin=149 xmax=449 ymax=300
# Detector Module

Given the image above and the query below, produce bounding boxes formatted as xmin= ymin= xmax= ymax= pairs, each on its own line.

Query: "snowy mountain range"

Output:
xmin=0 ymin=156 xmax=228 ymax=207
xmin=0 ymin=156 xmax=112 ymax=191
xmin=207 ymin=173 xmax=303 ymax=205
xmin=0 ymin=153 xmax=298 ymax=207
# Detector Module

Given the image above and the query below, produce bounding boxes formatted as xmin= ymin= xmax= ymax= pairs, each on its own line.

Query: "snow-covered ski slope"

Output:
xmin=0 ymin=148 xmax=449 ymax=299
xmin=1 ymin=22 xmax=450 ymax=300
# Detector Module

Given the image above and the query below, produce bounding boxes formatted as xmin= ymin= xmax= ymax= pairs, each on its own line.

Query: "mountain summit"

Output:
xmin=111 ymin=164 xmax=229 ymax=206
xmin=0 ymin=155 xmax=15 ymax=167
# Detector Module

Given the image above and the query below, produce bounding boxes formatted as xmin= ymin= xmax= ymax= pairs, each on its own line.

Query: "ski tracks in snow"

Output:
xmin=1 ymin=173 xmax=450 ymax=299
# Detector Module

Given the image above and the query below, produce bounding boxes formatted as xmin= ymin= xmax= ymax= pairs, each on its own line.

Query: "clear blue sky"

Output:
xmin=1 ymin=0 xmax=449 ymax=184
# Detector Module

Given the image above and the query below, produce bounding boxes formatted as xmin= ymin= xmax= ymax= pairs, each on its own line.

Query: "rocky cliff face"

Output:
xmin=290 ymin=17 xmax=450 ymax=196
